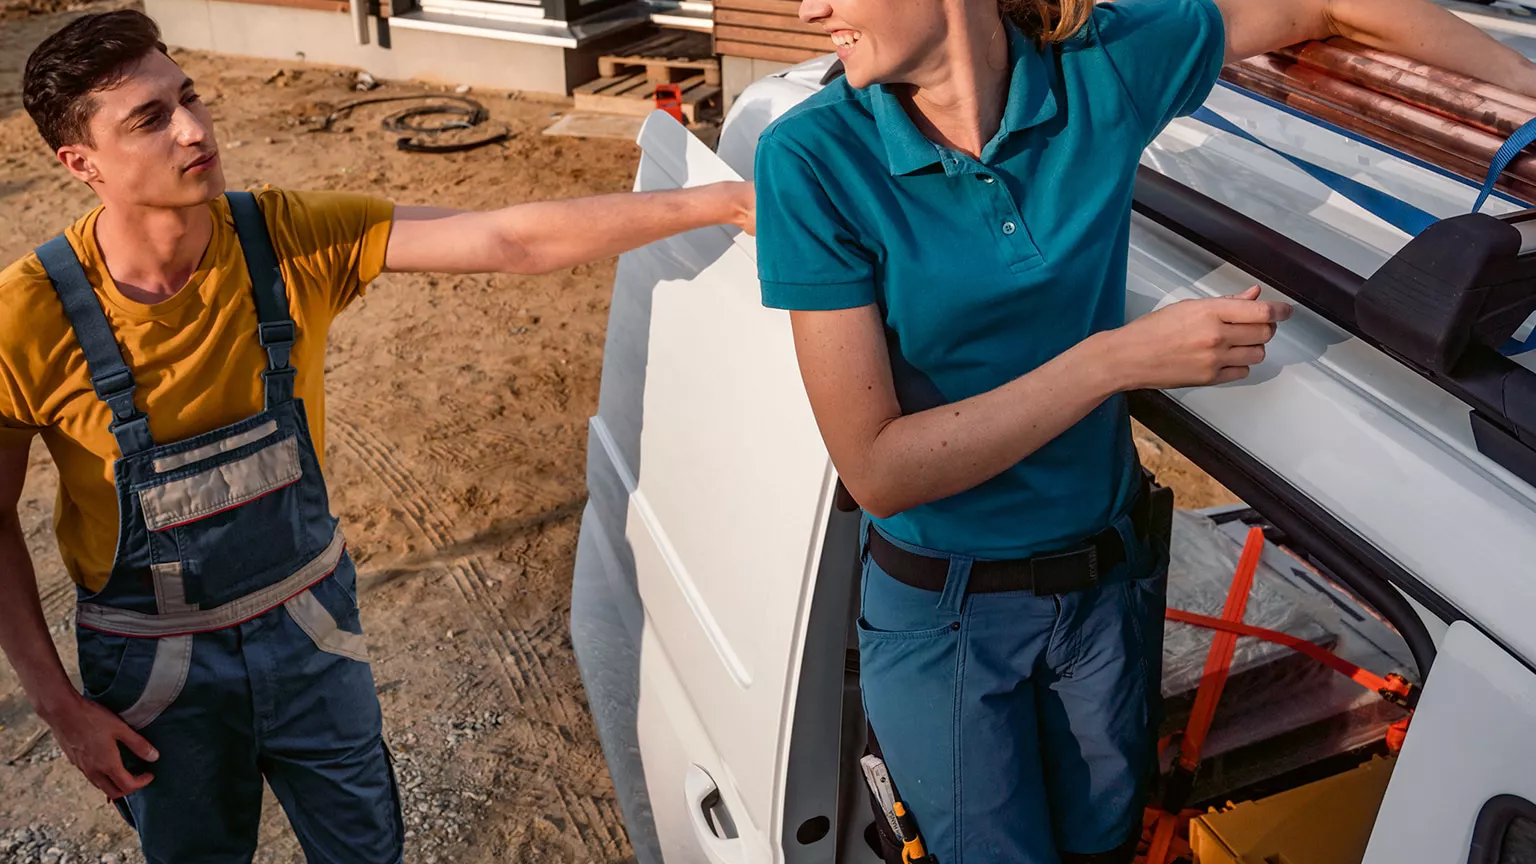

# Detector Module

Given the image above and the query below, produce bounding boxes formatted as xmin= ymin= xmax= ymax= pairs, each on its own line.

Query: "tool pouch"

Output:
xmin=863 ymin=724 xmax=910 ymax=864
xmin=1146 ymin=469 xmax=1175 ymax=555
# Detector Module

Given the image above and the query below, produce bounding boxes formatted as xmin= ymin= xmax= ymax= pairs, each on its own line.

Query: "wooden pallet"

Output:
xmin=598 ymin=30 xmax=721 ymax=87
xmin=573 ymin=72 xmax=721 ymax=124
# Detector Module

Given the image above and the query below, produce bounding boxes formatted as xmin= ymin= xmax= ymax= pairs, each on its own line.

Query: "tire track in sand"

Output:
xmin=329 ymin=416 xmax=628 ymax=860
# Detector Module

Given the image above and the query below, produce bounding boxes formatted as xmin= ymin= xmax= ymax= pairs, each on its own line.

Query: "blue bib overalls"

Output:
xmin=36 ymin=192 xmax=404 ymax=863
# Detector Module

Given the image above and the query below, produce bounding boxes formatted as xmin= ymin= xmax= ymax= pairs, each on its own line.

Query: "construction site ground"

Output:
xmin=0 ymin=6 xmax=1235 ymax=862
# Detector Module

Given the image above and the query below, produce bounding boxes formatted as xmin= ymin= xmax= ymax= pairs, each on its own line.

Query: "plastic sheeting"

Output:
xmin=1162 ymin=509 xmax=1343 ymax=701
xmin=1158 ymin=508 xmax=1416 ymax=801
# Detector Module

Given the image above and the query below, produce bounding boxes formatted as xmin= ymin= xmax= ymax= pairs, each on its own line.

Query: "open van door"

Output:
xmin=1362 ymin=622 xmax=1536 ymax=862
xmin=572 ymin=113 xmax=839 ymax=864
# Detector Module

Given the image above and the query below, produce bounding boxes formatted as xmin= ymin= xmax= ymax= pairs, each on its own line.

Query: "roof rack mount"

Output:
xmin=1357 ymin=211 xmax=1536 ymax=376
xmin=1132 ymin=165 xmax=1536 ymax=488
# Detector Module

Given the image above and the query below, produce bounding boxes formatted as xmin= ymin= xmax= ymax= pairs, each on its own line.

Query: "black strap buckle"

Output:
xmin=1030 ymin=546 xmax=1099 ymax=595
xmin=258 ymin=320 xmax=296 ymax=348
xmin=90 ymin=367 xmax=135 ymax=399
xmin=259 ymin=321 xmax=296 ymax=371
xmin=107 ymin=414 xmax=153 ymax=455
xmin=262 ymin=365 xmax=297 ymax=391
xmin=90 ymin=369 xmax=140 ymax=423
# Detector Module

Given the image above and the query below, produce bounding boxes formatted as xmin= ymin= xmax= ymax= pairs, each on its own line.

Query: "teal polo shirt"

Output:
xmin=756 ymin=0 xmax=1225 ymax=558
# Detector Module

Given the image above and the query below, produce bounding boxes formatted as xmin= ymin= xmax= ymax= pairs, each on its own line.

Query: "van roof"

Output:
xmin=708 ymin=24 xmax=1536 ymax=659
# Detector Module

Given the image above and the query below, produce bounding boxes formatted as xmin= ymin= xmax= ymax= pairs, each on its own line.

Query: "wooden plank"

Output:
xmin=622 ymin=31 xmax=678 ymax=54
xmin=599 ymin=55 xmax=721 ymax=84
xmin=600 ymin=29 xmax=719 ymax=83
xmin=619 ymin=56 xmax=719 ymax=72
xmin=680 ymin=76 xmax=721 ymax=98
xmin=217 ymin=0 xmax=350 ymax=13
xmin=671 ymin=73 xmax=709 ymax=96
xmin=645 ymin=31 xmax=697 ymax=56
xmin=712 ymin=38 xmax=823 ymax=64
xmin=613 ymin=76 xmax=657 ymax=97
xmin=575 ymin=92 xmax=665 ymax=118
xmin=573 ymin=72 xmax=720 ymax=124
xmin=608 ymin=30 xmax=711 ymax=61
xmin=714 ymin=0 xmax=801 ymax=13
xmin=714 ymin=24 xmax=829 ymax=51
xmin=578 ymin=74 xmax=671 ymax=99
xmin=543 ymin=112 xmax=646 ymax=142
xmin=575 ymin=75 xmax=630 ymax=95
xmin=713 ymin=8 xmax=821 ymax=33
xmin=610 ymin=32 xmax=681 ymax=59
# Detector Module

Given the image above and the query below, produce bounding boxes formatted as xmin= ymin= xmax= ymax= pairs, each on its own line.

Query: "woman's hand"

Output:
xmin=1102 ymin=286 xmax=1292 ymax=391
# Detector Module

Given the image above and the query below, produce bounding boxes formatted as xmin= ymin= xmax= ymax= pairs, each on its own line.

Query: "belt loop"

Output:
xmin=935 ymin=555 xmax=973 ymax=616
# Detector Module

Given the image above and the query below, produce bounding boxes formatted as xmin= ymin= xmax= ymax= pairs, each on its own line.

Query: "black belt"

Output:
xmin=867 ymin=474 xmax=1171 ymax=596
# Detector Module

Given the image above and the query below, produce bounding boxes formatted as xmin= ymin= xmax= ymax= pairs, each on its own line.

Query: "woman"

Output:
xmin=754 ymin=0 xmax=1536 ymax=861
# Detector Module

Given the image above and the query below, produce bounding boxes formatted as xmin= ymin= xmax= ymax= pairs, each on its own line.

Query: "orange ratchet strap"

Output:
xmin=1164 ymin=608 xmax=1417 ymax=708
xmin=1144 ymin=526 xmax=1266 ymax=864
xmin=1140 ymin=526 xmax=1419 ymax=864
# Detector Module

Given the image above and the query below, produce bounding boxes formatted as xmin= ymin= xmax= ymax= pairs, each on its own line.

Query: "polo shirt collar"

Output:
xmin=871 ymin=20 xmax=1059 ymax=176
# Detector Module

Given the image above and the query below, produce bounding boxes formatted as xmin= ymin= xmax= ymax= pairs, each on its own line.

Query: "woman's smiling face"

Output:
xmin=798 ymin=0 xmax=955 ymax=89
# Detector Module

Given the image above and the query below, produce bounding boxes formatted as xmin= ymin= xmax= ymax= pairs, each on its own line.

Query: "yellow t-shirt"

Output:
xmin=0 ymin=189 xmax=394 ymax=592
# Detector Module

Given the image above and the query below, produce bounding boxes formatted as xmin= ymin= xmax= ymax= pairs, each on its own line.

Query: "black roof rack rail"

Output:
xmin=1132 ymin=165 xmax=1536 ymax=488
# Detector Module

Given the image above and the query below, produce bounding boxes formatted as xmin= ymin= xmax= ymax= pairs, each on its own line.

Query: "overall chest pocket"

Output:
xmin=137 ymin=428 xmax=309 ymax=607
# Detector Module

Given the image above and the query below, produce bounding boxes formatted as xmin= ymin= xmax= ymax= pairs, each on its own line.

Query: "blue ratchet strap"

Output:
xmin=1475 ymin=117 xmax=1536 ymax=355
xmin=1473 ymin=116 xmax=1536 ymax=215
xmin=1191 ymin=105 xmax=1439 ymax=236
xmin=1197 ymin=104 xmax=1536 ymax=356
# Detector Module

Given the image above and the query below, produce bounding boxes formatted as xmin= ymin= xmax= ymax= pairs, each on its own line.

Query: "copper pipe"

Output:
xmin=1329 ymin=37 xmax=1536 ymax=117
xmin=1222 ymin=65 xmax=1485 ymax=178
xmin=1276 ymin=41 xmax=1534 ymax=137
xmin=1233 ymin=55 xmax=1536 ymax=187
xmin=1220 ymin=64 xmax=1536 ymax=203
xmin=1231 ymin=58 xmax=1536 ymax=195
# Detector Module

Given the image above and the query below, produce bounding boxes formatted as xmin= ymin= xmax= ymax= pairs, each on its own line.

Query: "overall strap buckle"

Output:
xmin=93 ymin=368 xmax=154 ymax=454
xmin=261 ymin=366 xmax=298 ymax=406
xmin=258 ymin=320 xmax=296 ymax=371
xmin=90 ymin=367 xmax=139 ymax=422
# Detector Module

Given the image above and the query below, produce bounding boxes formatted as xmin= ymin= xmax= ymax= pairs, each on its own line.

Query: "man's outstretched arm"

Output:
xmin=382 ymin=181 xmax=753 ymax=276
xmin=0 ymin=439 xmax=158 ymax=799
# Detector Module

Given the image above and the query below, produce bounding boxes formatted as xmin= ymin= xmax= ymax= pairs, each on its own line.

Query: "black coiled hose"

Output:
xmin=318 ymin=93 xmax=512 ymax=153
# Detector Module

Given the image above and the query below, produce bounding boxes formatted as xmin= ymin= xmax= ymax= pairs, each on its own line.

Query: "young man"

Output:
xmin=0 ymin=10 xmax=752 ymax=862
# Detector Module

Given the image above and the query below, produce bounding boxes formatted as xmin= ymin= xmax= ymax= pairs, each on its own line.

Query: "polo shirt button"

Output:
xmin=1002 ymin=221 xmax=1017 ymax=235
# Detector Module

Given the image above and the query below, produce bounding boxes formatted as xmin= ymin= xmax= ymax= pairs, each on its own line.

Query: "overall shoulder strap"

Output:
xmin=35 ymin=235 xmax=155 ymax=456
xmin=225 ymin=191 xmax=296 ymax=408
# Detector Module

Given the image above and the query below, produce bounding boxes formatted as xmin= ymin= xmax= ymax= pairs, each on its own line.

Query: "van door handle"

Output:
xmin=685 ymin=764 xmax=746 ymax=864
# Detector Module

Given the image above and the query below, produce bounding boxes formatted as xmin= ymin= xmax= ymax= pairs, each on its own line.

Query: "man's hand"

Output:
xmin=718 ymin=180 xmax=755 ymax=236
xmin=0 ymin=438 xmax=156 ymax=800
xmin=383 ymin=180 xmax=756 ymax=276
xmin=43 ymin=692 xmax=158 ymax=799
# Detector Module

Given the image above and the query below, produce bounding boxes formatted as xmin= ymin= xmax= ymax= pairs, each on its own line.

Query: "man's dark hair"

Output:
xmin=22 ymin=10 xmax=169 ymax=151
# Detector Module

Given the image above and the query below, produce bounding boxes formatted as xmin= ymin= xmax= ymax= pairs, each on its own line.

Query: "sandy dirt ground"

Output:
xmin=0 ymin=6 xmax=1233 ymax=863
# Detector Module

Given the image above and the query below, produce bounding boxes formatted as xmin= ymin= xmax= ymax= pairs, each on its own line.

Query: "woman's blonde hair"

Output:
xmin=999 ymin=0 xmax=1093 ymax=45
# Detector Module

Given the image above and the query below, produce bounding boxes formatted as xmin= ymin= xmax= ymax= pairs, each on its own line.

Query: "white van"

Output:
xmin=570 ymin=6 xmax=1536 ymax=862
